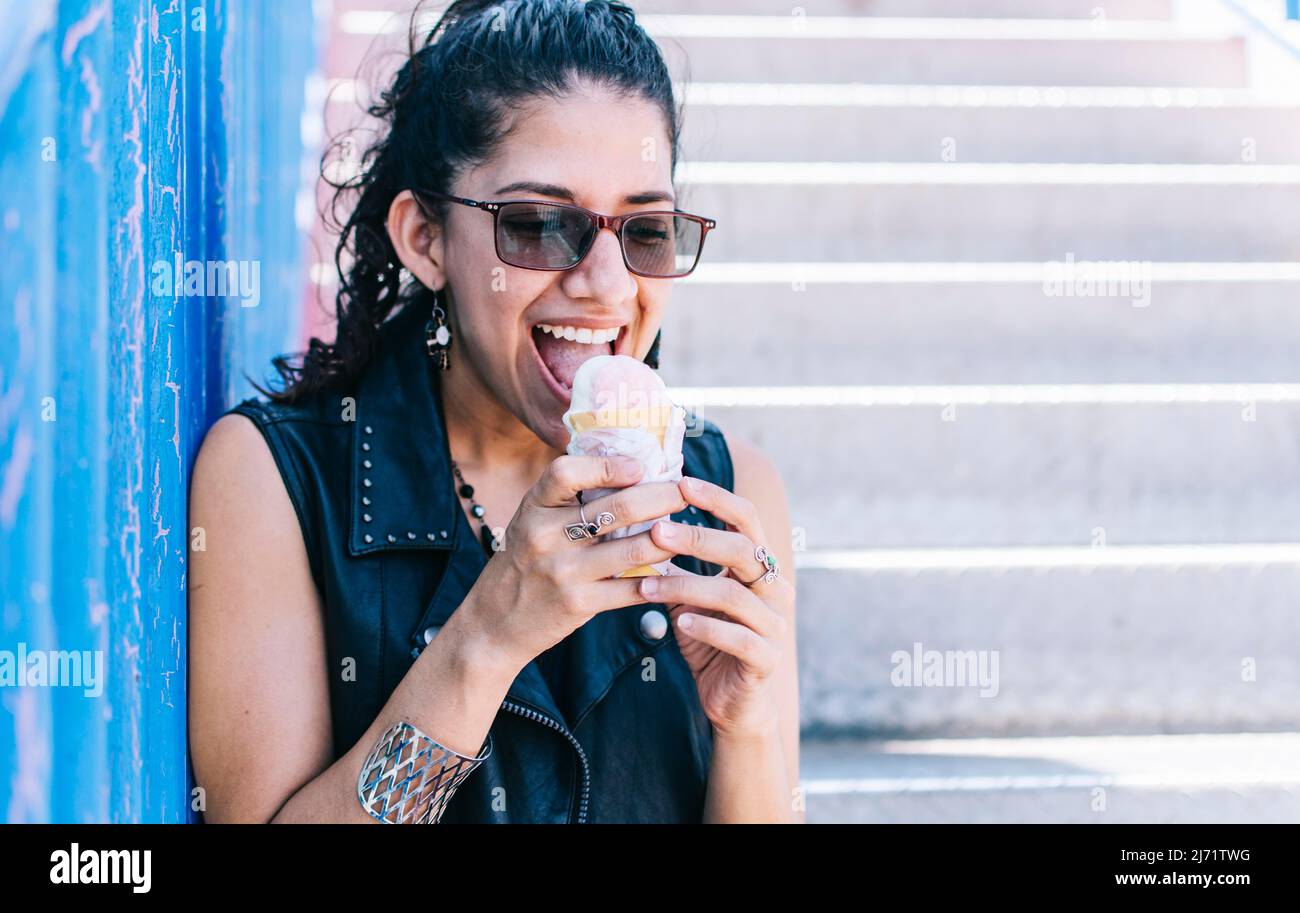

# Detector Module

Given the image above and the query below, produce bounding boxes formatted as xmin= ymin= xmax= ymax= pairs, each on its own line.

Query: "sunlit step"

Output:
xmin=331 ymin=12 xmax=1248 ymax=88
xmin=651 ymin=20 xmax=1246 ymax=87
xmin=801 ymin=733 xmax=1300 ymax=822
xmin=677 ymin=167 xmax=1300 ymax=261
xmin=793 ymin=560 xmax=1300 ymax=736
xmin=679 ymin=84 xmax=1300 ymax=163
xmin=663 ymin=276 xmax=1300 ymax=386
xmin=635 ymin=0 xmax=1175 ymax=18
xmin=673 ymin=393 xmax=1300 ymax=547
xmin=338 ymin=12 xmax=1211 ymax=40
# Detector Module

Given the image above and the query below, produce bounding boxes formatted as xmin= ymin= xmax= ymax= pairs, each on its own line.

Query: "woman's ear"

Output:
xmin=387 ymin=190 xmax=446 ymax=290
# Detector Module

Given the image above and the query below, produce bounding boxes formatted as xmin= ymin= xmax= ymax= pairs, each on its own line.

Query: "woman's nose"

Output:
xmin=561 ymin=227 xmax=637 ymax=305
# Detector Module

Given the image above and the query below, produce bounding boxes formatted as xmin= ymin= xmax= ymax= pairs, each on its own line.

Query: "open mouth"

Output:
xmin=530 ymin=322 xmax=623 ymax=399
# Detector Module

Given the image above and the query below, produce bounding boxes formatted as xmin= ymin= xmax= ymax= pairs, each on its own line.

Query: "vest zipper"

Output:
xmin=500 ymin=698 xmax=591 ymax=824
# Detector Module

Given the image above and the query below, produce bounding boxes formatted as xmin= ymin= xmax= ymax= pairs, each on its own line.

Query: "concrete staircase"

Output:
xmin=317 ymin=0 xmax=1300 ymax=821
xmin=646 ymin=0 xmax=1300 ymax=822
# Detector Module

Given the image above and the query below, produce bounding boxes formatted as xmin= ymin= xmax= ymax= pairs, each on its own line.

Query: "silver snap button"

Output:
xmin=364 ymin=425 xmax=373 ymax=434
xmin=363 ymin=513 xmax=371 ymax=523
xmin=363 ymin=460 xmax=372 ymax=469
xmin=363 ymin=478 xmax=372 ymax=488
xmin=364 ymin=534 xmax=373 ymax=544
xmin=407 ymin=532 xmax=416 ymax=540
xmin=639 ymin=608 xmax=669 ymax=641
xmin=386 ymin=534 xmax=396 ymax=543
xmin=362 ymin=496 xmax=371 ymax=506
xmin=362 ymin=442 xmax=370 ymax=451
xmin=423 ymin=625 xmax=440 ymax=645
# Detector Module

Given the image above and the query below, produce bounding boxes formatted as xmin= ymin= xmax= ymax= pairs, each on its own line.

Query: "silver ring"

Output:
xmin=745 ymin=544 xmax=780 ymax=586
xmin=564 ymin=502 xmax=615 ymax=541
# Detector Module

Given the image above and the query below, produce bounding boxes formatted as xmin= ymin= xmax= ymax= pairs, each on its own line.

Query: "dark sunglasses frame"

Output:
xmin=411 ymin=188 xmax=717 ymax=279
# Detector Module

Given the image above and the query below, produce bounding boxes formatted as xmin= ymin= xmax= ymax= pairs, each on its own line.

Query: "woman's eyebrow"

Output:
xmin=493 ymin=180 xmax=675 ymax=205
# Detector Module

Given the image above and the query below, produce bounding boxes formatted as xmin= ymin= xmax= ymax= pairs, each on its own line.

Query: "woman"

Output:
xmin=189 ymin=0 xmax=800 ymax=823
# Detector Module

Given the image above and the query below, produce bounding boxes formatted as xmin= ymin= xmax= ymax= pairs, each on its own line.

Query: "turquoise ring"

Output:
xmin=748 ymin=544 xmax=780 ymax=586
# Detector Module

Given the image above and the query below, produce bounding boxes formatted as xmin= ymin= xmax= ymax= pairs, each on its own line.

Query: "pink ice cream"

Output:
xmin=562 ymin=355 xmax=687 ymax=577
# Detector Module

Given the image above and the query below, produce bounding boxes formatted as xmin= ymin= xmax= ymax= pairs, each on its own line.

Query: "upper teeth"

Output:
xmin=537 ymin=324 xmax=622 ymax=345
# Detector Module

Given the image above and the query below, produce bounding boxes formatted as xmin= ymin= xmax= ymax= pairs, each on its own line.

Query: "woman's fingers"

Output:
xmin=638 ymin=570 xmax=787 ymax=642
xmin=531 ymin=455 xmax=644 ymax=508
xmin=670 ymin=611 xmax=781 ymax=676
xmin=650 ymin=518 xmax=769 ymax=586
xmin=573 ymin=481 xmax=687 ymax=537
xmin=580 ymin=576 xmax=663 ymax=615
xmin=581 ymin=529 xmax=678 ymax=580
xmin=677 ymin=476 xmax=766 ymax=544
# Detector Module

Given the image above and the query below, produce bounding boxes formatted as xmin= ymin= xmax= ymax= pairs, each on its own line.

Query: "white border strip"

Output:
xmin=309 ymin=261 xmax=1300 ymax=286
xmin=683 ymin=261 xmax=1300 ymax=283
xmin=331 ymin=81 xmax=1300 ymax=110
xmin=338 ymin=11 xmax=1235 ymax=41
xmin=640 ymin=14 xmax=1233 ymax=42
xmin=682 ymin=82 xmax=1300 ymax=108
xmin=802 ymin=733 xmax=1300 ymax=792
xmin=311 ymin=261 xmax=1300 ymax=287
xmin=803 ymin=769 xmax=1300 ymax=794
xmin=677 ymin=161 xmax=1300 ymax=184
xmin=794 ymin=543 xmax=1300 ymax=571
xmin=667 ymin=383 xmax=1300 ymax=407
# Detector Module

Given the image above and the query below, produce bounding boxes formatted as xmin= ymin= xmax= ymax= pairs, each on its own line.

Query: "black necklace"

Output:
xmin=450 ymin=459 xmax=499 ymax=555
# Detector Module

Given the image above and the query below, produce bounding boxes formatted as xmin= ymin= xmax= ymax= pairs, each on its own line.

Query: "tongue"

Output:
xmin=535 ymin=331 xmax=609 ymax=391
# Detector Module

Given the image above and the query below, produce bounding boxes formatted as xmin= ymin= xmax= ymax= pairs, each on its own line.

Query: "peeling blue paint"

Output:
xmin=1 ymin=0 xmax=317 ymax=823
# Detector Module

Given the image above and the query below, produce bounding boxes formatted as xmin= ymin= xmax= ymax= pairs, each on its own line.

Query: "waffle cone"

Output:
xmin=566 ymin=408 xmax=673 ymax=448
xmin=616 ymin=563 xmax=665 ymax=579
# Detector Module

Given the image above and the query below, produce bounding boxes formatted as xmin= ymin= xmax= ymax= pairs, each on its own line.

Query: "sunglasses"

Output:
xmin=412 ymin=188 xmax=717 ymax=279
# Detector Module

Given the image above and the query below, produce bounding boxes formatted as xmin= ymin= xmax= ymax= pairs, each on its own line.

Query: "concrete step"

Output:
xmin=636 ymin=0 xmax=1175 ymax=18
xmin=653 ymin=19 xmax=1246 ymax=87
xmin=801 ymin=733 xmax=1300 ymax=822
xmin=340 ymin=0 xmax=1178 ymax=20
xmin=794 ymin=558 xmax=1300 ymax=737
xmin=680 ymin=85 xmax=1300 ymax=163
xmin=329 ymin=82 xmax=1300 ymax=165
xmin=675 ymin=396 xmax=1300 ymax=547
xmin=678 ymin=163 xmax=1300 ymax=261
xmin=661 ymin=273 xmax=1300 ymax=385
xmin=331 ymin=17 xmax=1247 ymax=87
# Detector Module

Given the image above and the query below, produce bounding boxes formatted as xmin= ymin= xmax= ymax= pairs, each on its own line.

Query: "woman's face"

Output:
xmin=427 ymin=84 xmax=677 ymax=450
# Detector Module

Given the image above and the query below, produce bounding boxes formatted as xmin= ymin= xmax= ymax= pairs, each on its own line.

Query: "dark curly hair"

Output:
xmin=263 ymin=0 xmax=682 ymax=403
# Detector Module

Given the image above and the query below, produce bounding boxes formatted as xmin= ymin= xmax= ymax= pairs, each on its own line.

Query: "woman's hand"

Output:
xmin=457 ymin=454 xmax=688 ymax=676
xmin=636 ymin=476 xmax=795 ymax=740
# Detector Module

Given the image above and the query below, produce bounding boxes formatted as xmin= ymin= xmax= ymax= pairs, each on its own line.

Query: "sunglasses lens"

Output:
xmin=495 ymin=202 xmax=707 ymax=277
xmin=496 ymin=202 xmax=594 ymax=269
xmin=623 ymin=214 xmax=704 ymax=278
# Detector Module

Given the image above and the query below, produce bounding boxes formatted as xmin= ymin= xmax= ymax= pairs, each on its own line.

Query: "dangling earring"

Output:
xmin=425 ymin=290 xmax=451 ymax=370
xmin=643 ymin=329 xmax=661 ymax=370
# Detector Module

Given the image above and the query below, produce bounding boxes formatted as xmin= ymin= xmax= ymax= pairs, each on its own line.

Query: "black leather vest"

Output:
xmin=228 ymin=303 xmax=734 ymax=823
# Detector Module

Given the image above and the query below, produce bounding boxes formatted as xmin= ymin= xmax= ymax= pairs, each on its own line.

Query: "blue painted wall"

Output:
xmin=0 ymin=0 xmax=318 ymax=823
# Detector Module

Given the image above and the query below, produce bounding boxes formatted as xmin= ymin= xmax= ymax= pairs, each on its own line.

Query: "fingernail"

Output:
xmin=678 ymin=613 xmax=694 ymax=630
xmin=656 ymin=520 xmax=676 ymax=539
xmin=682 ymin=477 xmax=699 ymax=493
xmin=640 ymin=576 xmax=659 ymax=596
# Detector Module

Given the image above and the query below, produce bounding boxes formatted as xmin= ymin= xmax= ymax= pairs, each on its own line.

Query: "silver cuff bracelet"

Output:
xmin=357 ymin=719 xmax=492 ymax=824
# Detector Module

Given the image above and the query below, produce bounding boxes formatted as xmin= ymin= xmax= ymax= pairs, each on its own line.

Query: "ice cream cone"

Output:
xmin=565 ymin=406 xmax=674 ymax=448
xmin=617 ymin=563 xmax=664 ymax=579
xmin=562 ymin=355 xmax=688 ymax=580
